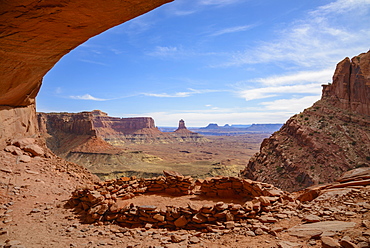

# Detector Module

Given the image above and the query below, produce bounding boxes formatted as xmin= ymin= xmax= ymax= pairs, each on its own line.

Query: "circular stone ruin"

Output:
xmin=68 ymin=170 xmax=294 ymax=231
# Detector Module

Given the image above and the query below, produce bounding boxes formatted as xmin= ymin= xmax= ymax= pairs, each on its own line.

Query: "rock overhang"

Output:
xmin=0 ymin=0 xmax=173 ymax=107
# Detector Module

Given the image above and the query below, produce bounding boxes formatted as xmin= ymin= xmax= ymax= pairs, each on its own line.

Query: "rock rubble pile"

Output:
xmin=3 ymin=138 xmax=48 ymax=164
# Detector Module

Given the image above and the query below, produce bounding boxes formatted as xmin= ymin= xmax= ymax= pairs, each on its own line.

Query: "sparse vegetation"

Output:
xmin=295 ymin=174 xmax=304 ymax=183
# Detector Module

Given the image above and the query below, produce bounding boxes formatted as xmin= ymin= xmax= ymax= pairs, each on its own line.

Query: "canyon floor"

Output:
xmin=0 ymin=149 xmax=369 ymax=248
xmin=71 ymin=134 xmax=269 ymax=180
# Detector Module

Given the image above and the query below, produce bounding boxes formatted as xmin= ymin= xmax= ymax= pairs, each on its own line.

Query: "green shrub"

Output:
xmin=276 ymin=166 xmax=283 ymax=173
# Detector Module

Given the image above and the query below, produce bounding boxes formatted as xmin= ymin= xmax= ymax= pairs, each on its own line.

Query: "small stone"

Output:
xmin=308 ymin=240 xmax=316 ymax=246
xmin=18 ymin=155 xmax=31 ymax=163
xmin=321 ymin=237 xmax=341 ymax=248
xmin=0 ymin=167 xmax=13 ymax=173
xmin=138 ymin=205 xmax=157 ymax=211
xmin=362 ymin=220 xmax=370 ymax=228
xmin=145 ymin=223 xmax=153 ymax=230
xmin=245 ymin=230 xmax=256 ymax=237
xmin=259 ymin=216 xmax=278 ymax=223
xmin=30 ymin=208 xmax=41 ymax=213
xmin=25 ymin=170 xmax=39 ymax=175
xmin=303 ymin=214 xmax=321 ymax=223
xmin=24 ymin=144 xmax=44 ymax=157
xmin=254 ymin=228 xmax=265 ymax=235
xmin=153 ymin=214 xmax=165 ymax=222
xmin=192 ymin=213 xmax=207 ymax=223
xmin=225 ymin=221 xmax=235 ymax=229
xmin=5 ymin=240 xmax=22 ymax=246
xmin=174 ymin=216 xmax=188 ymax=227
xmin=4 ymin=145 xmax=22 ymax=155
xmin=340 ymin=240 xmax=359 ymax=248
xmin=278 ymin=241 xmax=302 ymax=248
xmin=189 ymin=236 xmax=200 ymax=244
xmin=171 ymin=234 xmax=185 ymax=243
xmin=357 ymin=242 xmax=370 ymax=248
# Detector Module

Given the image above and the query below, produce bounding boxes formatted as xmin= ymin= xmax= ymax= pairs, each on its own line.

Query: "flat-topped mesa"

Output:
xmin=322 ymin=51 xmax=370 ymax=116
xmin=91 ymin=110 xmax=159 ymax=135
xmin=38 ymin=111 xmax=165 ymax=146
xmin=174 ymin=119 xmax=194 ymax=134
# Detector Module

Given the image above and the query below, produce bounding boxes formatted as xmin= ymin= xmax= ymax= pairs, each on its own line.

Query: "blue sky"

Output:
xmin=37 ymin=0 xmax=370 ymax=126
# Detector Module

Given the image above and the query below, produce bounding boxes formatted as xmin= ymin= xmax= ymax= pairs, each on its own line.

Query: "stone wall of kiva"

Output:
xmin=67 ymin=171 xmax=294 ymax=231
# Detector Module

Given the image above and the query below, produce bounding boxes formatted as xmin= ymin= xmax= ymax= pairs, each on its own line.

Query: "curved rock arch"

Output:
xmin=0 ymin=0 xmax=172 ymax=146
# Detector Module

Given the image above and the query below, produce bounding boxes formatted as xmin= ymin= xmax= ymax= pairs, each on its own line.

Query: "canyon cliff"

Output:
xmin=38 ymin=110 xmax=206 ymax=148
xmin=0 ymin=0 xmax=172 ymax=148
xmin=241 ymin=51 xmax=370 ymax=192
xmin=38 ymin=111 xmax=207 ymax=177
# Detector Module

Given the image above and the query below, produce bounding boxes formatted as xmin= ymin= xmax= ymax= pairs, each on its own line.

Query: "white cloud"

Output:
xmin=79 ymin=59 xmax=109 ymax=66
xmin=251 ymin=69 xmax=333 ymax=86
xmin=260 ymin=95 xmax=321 ymax=112
xmin=147 ymin=46 xmax=179 ymax=57
xmin=70 ymin=94 xmax=108 ymax=101
xmin=238 ymin=83 xmax=321 ymax=101
xmin=311 ymin=0 xmax=370 ymax=15
xmin=173 ymin=10 xmax=197 ymax=16
xmin=199 ymin=0 xmax=242 ymax=6
xmin=142 ymin=88 xmax=220 ymax=98
xmin=210 ymin=25 xmax=255 ymax=36
xmin=142 ymin=92 xmax=191 ymax=98
xmin=223 ymin=0 xmax=370 ymax=68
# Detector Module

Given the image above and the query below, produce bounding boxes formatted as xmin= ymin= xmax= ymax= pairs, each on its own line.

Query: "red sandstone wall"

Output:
xmin=38 ymin=112 xmax=96 ymax=136
xmin=38 ymin=111 xmax=159 ymax=136
xmin=322 ymin=51 xmax=370 ymax=116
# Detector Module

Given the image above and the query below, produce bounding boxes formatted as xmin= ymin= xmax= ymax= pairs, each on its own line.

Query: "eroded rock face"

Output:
xmin=0 ymin=105 xmax=39 ymax=149
xmin=241 ymin=51 xmax=370 ymax=192
xmin=0 ymin=0 xmax=172 ymax=145
xmin=322 ymin=51 xmax=370 ymax=116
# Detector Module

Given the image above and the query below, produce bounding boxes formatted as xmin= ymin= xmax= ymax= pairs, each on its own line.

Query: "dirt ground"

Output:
xmin=1 ymin=150 xmax=369 ymax=248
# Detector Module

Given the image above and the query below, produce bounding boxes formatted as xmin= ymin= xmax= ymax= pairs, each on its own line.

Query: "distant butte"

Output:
xmin=174 ymin=119 xmax=195 ymax=134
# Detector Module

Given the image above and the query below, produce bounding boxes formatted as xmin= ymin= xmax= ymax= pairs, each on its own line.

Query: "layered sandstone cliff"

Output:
xmin=38 ymin=111 xmax=207 ymax=177
xmin=241 ymin=51 xmax=370 ymax=192
xmin=0 ymin=0 xmax=172 ymax=147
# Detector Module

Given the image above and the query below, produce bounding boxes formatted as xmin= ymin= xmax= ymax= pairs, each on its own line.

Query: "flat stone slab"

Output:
xmin=288 ymin=221 xmax=356 ymax=237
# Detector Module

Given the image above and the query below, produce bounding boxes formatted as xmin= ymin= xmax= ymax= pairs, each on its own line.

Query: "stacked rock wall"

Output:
xmin=68 ymin=171 xmax=293 ymax=230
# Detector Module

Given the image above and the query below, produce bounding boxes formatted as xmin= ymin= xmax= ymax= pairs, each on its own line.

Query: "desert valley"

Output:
xmin=0 ymin=1 xmax=370 ymax=248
